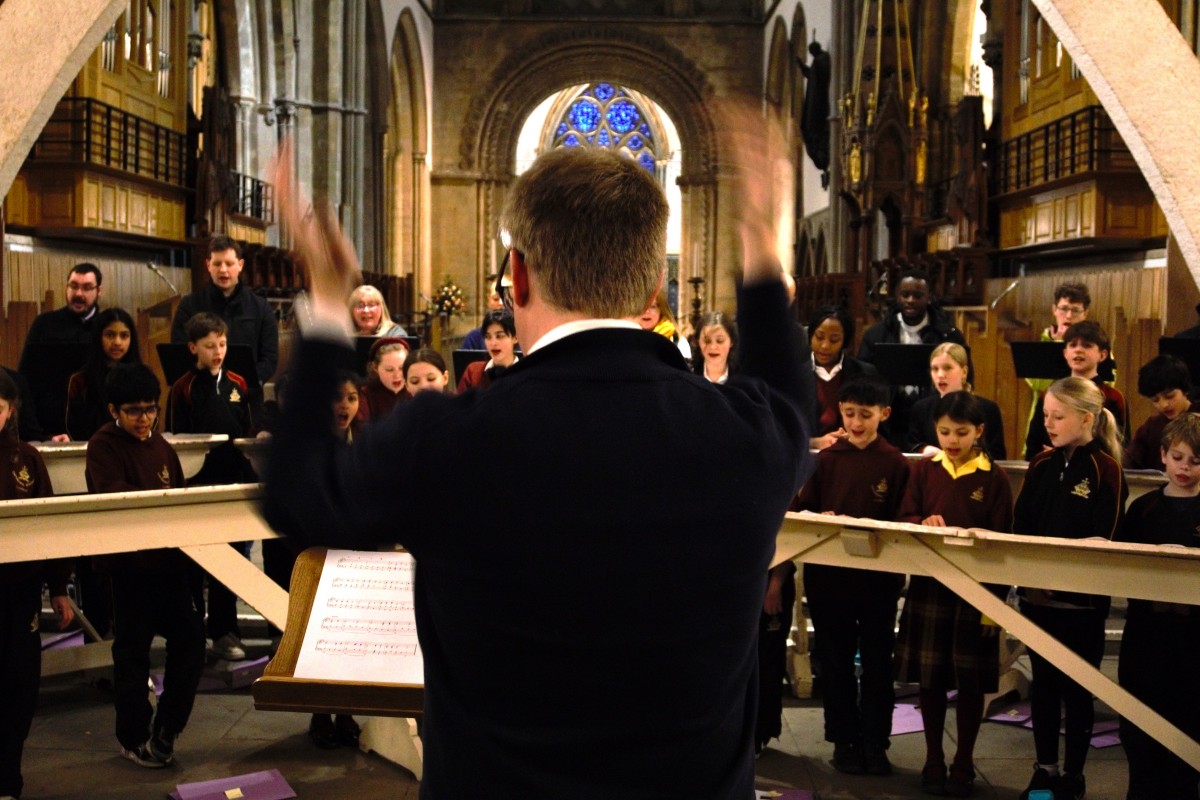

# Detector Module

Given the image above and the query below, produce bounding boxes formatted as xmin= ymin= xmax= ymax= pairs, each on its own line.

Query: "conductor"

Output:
xmin=263 ymin=113 xmax=812 ymax=797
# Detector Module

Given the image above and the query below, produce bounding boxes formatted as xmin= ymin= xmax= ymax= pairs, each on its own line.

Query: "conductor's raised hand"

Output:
xmin=270 ymin=138 xmax=361 ymax=327
xmin=716 ymin=99 xmax=791 ymax=284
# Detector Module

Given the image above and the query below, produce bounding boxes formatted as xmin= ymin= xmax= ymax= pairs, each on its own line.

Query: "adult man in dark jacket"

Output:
xmin=18 ymin=263 xmax=102 ymax=439
xmin=170 ymin=235 xmax=278 ymax=388
xmin=857 ymin=268 xmax=966 ymax=445
xmin=263 ymin=125 xmax=812 ymax=798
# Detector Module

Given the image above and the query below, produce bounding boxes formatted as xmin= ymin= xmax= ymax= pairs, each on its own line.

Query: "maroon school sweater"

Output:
xmin=0 ymin=436 xmax=70 ymax=595
xmin=898 ymin=455 xmax=1014 ymax=533
xmin=796 ymin=436 xmax=911 ymax=596
xmin=1124 ymin=401 xmax=1200 ymax=470
xmin=796 ymin=435 xmax=910 ymax=519
xmin=86 ymin=422 xmax=188 ymax=576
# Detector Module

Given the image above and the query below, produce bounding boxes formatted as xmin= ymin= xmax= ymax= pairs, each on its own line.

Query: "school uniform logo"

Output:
xmin=872 ymin=478 xmax=889 ymax=500
xmin=13 ymin=465 xmax=33 ymax=493
xmin=1071 ymin=478 xmax=1091 ymax=499
xmin=970 ymin=486 xmax=984 ymax=502
xmin=158 ymin=465 xmax=171 ymax=488
xmin=229 ymin=388 xmax=241 ymax=403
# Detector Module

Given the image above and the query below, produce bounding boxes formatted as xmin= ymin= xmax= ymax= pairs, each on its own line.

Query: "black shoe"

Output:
xmin=832 ymin=741 xmax=867 ymax=775
xmin=148 ymin=727 xmax=176 ymax=765
xmin=945 ymin=763 xmax=976 ymax=798
xmin=334 ymin=714 xmax=361 ymax=747
xmin=309 ymin=714 xmax=339 ymax=749
xmin=1054 ymin=773 xmax=1086 ymax=800
xmin=921 ymin=761 xmax=947 ymax=796
xmin=1019 ymin=765 xmax=1057 ymax=800
xmin=864 ymin=744 xmax=892 ymax=775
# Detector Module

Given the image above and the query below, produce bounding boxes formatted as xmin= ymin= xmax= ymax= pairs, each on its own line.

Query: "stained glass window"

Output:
xmin=552 ymin=82 xmax=660 ymax=173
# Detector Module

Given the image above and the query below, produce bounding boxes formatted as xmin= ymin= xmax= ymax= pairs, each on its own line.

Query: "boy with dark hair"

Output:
xmin=86 ymin=363 xmax=204 ymax=769
xmin=1117 ymin=413 xmax=1200 ymax=799
xmin=1024 ymin=320 xmax=1129 ymax=459
xmin=1125 ymin=354 xmax=1200 ymax=469
xmin=794 ymin=376 xmax=910 ymax=776
xmin=166 ymin=311 xmax=256 ymax=661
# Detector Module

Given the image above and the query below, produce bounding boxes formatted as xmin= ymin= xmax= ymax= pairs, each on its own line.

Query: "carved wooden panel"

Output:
xmin=998 ymin=179 xmax=1159 ymax=250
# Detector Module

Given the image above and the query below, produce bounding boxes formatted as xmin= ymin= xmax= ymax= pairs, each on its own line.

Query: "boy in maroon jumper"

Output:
xmin=166 ymin=312 xmax=256 ymax=661
xmin=1125 ymin=354 xmax=1200 ymax=470
xmin=86 ymin=363 xmax=204 ymax=768
xmin=795 ymin=377 xmax=910 ymax=776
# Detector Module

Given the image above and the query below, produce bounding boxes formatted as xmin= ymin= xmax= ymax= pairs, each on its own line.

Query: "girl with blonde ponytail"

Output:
xmin=1011 ymin=376 xmax=1128 ymax=799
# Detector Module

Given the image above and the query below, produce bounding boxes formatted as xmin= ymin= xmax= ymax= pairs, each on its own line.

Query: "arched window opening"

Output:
xmin=549 ymin=82 xmax=662 ymax=173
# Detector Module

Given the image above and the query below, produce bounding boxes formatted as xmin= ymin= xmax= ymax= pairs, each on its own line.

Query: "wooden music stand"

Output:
xmin=252 ymin=547 xmax=424 ymax=717
xmin=252 ymin=547 xmax=426 ymax=777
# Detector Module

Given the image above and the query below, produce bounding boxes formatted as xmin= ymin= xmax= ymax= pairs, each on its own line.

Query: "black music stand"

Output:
xmin=869 ymin=343 xmax=938 ymax=391
xmin=1011 ymin=340 xmax=1115 ymax=382
xmin=452 ymin=349 xmax=490 ymax=386
xmin=1158 ymin=337 xmax=1200 ymax=384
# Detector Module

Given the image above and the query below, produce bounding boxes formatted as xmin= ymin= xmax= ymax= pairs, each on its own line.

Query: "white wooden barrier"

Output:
xmin=0 ymin=484 xmax=288 ymax=674
xmin=775 ymin=510 xmax=1200 ymax=771
xmin=34 ymin=433 xmax=231 ymax=495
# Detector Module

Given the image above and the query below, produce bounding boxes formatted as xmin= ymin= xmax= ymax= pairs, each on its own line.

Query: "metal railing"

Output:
xmin=231 ymin=171 xmax=274 ymax=223
xmin=28 ymin=97 xmax=186 ymax=186
xmin=995 ymin=105 xmax=1136 ymax=195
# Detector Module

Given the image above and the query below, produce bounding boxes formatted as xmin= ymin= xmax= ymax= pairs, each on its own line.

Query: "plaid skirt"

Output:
xmin=894 ymin=575 xmax=999 ymax=693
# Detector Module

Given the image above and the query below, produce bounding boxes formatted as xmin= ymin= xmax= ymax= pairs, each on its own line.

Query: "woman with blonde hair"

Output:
xmin=348 ymin=285 xmax=407 ymax=337
xmin=906 ymin=342 xmax=1006 ymax=459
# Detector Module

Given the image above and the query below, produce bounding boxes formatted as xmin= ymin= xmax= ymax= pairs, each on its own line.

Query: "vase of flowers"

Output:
xmin=428 ymin=277 xmax=466 ymax=318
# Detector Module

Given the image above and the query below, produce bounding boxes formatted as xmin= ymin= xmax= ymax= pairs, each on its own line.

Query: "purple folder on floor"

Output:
xmin=169 ymin=769 xmax=295 ymax=800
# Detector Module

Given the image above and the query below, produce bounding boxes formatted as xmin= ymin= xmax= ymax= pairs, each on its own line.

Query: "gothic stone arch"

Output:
xmin=436 ymin=25 xmax=742 ymax=318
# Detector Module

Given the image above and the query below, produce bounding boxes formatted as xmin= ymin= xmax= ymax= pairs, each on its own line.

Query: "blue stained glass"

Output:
xmin=587 ymin=134 xmax=594 ymax=144
xmin=639 ymin=122 xmax=651 ymax=137
xmin=638 ymin=152 xmax=656 ymax=172
xmin=627 ymin=134 xmax=643 ymax=150
xmin=606 ymin=100 xmax=640 ymax=134
xmin=569 ymin=100 xmax=601 ymax=133
xmin=593 ymin=83 xmax=615 ymax=101
xmin=563 ymin=133 xmax=581 ymax=147
xmin=597 ymin=130 xmax=611 ymax=147
xmin=556 ymin=122 xmax=568 ymax=136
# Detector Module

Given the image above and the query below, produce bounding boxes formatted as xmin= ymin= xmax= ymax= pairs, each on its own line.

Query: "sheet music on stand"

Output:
xmin=252 ymin=547 xmax=424 ymax=718
xmin=293 ymin=549 xmax=424 ymax=685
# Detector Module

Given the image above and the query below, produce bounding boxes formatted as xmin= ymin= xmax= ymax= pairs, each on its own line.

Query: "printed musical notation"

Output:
xmin=332 ymin=576 xmax=414 ymax=592
xmin=327 ymin=597 xmax=414 ymax=612
xmin=320 ymin=616 xmax=417 ymax=635
xmin=314 ymin=640 xmax=418 ymax=658
xmin=293 ymin=549 xmax=424 ymax=685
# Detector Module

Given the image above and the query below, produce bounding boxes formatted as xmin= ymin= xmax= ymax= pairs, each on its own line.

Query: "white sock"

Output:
xmin=1038 ymin=763 xmax=1060 ymax=777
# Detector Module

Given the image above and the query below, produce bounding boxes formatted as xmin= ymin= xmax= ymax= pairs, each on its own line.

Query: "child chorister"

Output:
xmin=1116 ymin=412 xmax=1200 ymax=800
xmin=794 ymin=377 xmax=909 ymax=775
xmin=0 ymin=370 xmax=73 ymax=800
xmin=1013 ymin=376 xmax=1126 ymax=800
xmin=894 ymin=391 xmax=1013 ymax=798
xmin=86 ymin=363 xmax=204 ymax=769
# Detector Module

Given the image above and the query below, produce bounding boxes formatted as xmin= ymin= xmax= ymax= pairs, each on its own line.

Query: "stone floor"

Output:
xmin=20 ymin=643 xmax=1132 ymax=800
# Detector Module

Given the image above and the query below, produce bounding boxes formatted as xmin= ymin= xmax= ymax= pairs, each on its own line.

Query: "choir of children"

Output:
xmin=12 ymin=274 xmax=1200 ymax=800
